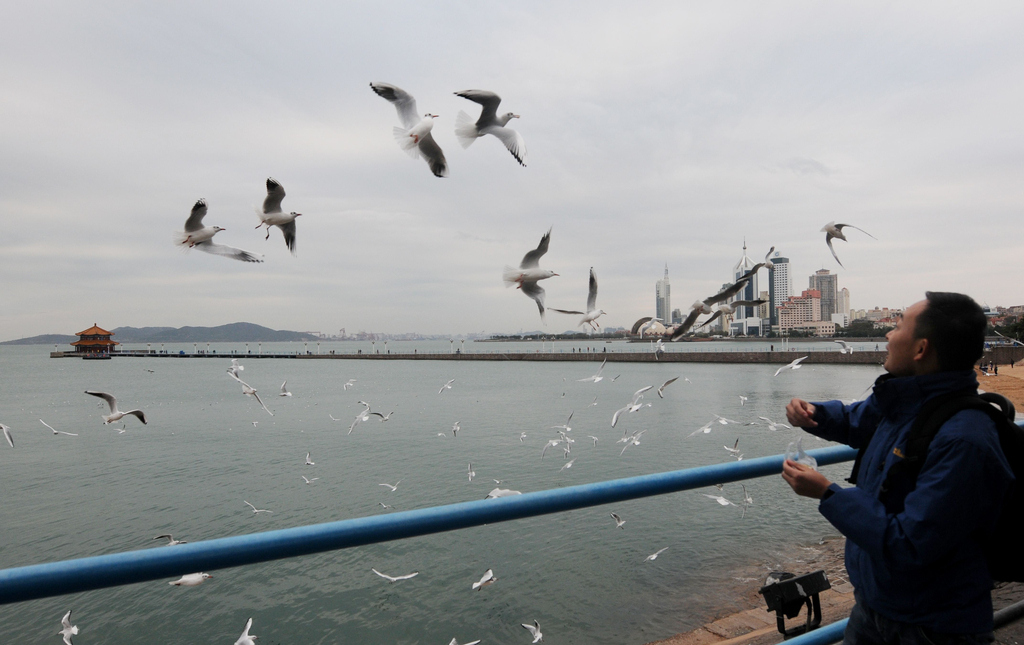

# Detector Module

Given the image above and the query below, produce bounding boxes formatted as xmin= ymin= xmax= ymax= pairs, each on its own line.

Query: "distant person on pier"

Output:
xmin=781 ymin=292 xmax=1013 ymax=645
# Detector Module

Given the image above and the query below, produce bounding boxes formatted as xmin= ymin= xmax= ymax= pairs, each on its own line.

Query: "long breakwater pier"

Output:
xmin=49 ymin=346 xmax=1024 ymax=365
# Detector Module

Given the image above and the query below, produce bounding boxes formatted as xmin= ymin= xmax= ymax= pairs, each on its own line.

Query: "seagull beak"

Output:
xmin=512 ymin=114 xmax=520 ymax=119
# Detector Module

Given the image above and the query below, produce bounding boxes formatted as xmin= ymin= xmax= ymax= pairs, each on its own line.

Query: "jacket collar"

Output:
xmin=871 ymin=370 xmax=979 ymax=417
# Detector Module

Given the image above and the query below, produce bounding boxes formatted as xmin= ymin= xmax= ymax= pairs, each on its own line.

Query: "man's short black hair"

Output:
xmin=915 ymin=292 xmax=987 ymax=371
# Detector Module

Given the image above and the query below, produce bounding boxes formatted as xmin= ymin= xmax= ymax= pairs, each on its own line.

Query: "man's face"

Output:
xmin=884 ymin=299 xmax=928 ymax=376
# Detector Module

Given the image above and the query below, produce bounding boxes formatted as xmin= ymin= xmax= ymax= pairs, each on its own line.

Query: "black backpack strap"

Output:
xmin=878 ymin=389 xmax=1011 ymax=511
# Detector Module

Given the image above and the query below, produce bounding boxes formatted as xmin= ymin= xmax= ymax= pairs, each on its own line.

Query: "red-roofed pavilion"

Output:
xmin=71 ymin=324 xmax=119 ymax=356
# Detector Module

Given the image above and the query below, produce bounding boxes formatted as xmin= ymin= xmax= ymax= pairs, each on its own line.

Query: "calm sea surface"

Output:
xmin=0 ymin=340 xmax=884 ymax=644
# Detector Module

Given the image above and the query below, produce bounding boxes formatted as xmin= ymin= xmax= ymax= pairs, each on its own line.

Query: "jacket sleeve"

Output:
xmin=819 ymin=410 xmax=1011 ymax=569
xmin=806 ymin=398 xmax=881 ymax=449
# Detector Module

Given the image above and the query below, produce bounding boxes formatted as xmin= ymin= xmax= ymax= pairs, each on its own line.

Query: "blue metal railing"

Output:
xmin=0 ymin=445 xmax=859 ymax=605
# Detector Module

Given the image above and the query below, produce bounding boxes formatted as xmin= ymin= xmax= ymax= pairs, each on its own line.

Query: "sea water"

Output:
xmin=0 ymin=341 xmax=883 ymax=644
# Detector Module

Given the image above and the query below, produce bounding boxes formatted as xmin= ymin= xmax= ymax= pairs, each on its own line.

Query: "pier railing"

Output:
xmin=3 ymin=427 xmax=1023 ymax=643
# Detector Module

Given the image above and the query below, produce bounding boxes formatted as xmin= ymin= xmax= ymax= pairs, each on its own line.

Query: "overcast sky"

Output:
xmin=2 ymin=2 xmax=1022 ymax=341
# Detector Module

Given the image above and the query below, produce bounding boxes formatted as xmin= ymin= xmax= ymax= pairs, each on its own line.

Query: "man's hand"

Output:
xmin=786 ymin=398 xmax=818 ymax=428
xmin=781 ymin=459 xmax=833 ymax=499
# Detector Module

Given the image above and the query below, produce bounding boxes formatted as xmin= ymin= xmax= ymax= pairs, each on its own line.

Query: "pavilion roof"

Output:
xmin=75 ymin=324 xmax=114 ymax=337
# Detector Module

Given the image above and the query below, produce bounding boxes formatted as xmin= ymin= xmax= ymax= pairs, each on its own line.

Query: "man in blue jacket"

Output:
xmin=781 ymin=292 xmax=1013 ymax=645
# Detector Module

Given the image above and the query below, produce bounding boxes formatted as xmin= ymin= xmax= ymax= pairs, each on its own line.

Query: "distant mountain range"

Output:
xmin=2 ymin=323 xmax=321 ymax=345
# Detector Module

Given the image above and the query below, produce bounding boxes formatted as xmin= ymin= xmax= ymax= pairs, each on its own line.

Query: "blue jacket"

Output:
xmin=810 ymin=370 xmax=1013 ymax=633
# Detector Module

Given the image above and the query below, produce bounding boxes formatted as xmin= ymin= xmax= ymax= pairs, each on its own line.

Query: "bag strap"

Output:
xmin=878 ymin=390 xmax=1012 ymax=505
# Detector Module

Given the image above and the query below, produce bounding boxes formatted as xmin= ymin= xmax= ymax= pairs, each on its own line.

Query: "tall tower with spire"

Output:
xmin=731 ymin=240 xmax=758 ymax=322
xmin=655 ymin=264 xmax=671 ymax=322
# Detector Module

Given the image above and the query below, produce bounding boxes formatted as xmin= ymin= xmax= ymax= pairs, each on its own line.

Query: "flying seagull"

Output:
xmin=228 ymin=374 xmax=274 ymax=416
xmin=302 ymin=476 xmax=319 ymax=484
xmin=234 ymin=617 xmax=257 ymax=645
xmin=774 ymin=356 xmax=808 ymax=377
xmin=256 ymin=177 xmax=301 ymax=253
xmin=1 ymin=423 xmax=12 ymax=448
xmin=521 ymin=620 xmax=543 ymax=643
xmin=372 ymin=568 xmax=419 ymax=582
xmin=169 ymin=572 xmax=212 ymax=586
xmin=439 ymin=378 xmax=456 ymax=394
xmin=85 ymin=391 xmax=147 ymax=425
xmin=632 ymin=316 xmax=663 ymax=339
xmin=669 ymin=276 xmax=752 ymax=341
xmin=379 ymin=480 xmax=401 ymax=492
xmin=645 ymin=547 xmax=669 ymax=562
xmin=738 ymin=247 xmax=776 ymax=281
xmin=695 ymin=299 xmax=767 ymax=330
xmin=822 ymin=221 xmax=876 ymax=268
xmin=703 ymin=494 xmax=736 ymax=506
xmin=453 ymin=89 xmax=527 ymax=166
xmin=153 ymin=534 xmax=187 ymax=546
xmin=176 ymin=199 xmax=263 ymax=263
xmin=472 ymin=568 xmax=497 ymax=590
xmin=40 ymin=419 xmax=77 ymax=436
xmin=610 ymin=512 xmax=626 ymax=528
xmin=550 ymin=267 xmax=606 ymax=330
xmin=833 ymin=340 xmax=853 ymax=354
xmin=305 ymin=452 xmax=315 ymax=466
xmin=370 ymin=82 xmax=448 ymax=177
xmin=243 ymin=501 xmax=272 ymax=514
xmin=578 ymin=358 xmax=608 ymax=383
xmin=58 ymin=610 xmax=78 ymax=645
xmin=657 ymin=377 xmax=679 ymax=398
xmin=279 ymin=380 xmax=292 ymax=396
xmin=503 ymin=227 xmax=558 ymax=320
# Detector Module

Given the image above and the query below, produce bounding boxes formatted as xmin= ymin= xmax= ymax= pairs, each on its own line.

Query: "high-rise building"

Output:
xmin=731 ymin=242 xmax=758 ymax=320
xmin=655 ymin=264 xmax=671 ymax=322
xmin=779 ymin=289 xmax=822 ymax=330
xmin=809 ymin=269 xmax=838 ymax=319
xmin=837 ymin=287 xmax=851 ymax=316
xmin=768 ymin=253 xmax=792 ymax=328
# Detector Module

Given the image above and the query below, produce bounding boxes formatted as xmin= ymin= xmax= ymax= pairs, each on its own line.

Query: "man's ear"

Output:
xmin=913 ymin=337 xmax=930 ymax=362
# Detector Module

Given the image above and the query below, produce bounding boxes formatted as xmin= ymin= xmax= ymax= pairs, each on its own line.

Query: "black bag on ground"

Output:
xmin=848 ymin=390 xmax=1024 ymax=582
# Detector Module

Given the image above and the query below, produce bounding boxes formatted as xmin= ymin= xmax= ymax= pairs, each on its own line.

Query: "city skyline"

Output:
xmin=2 ymin=4 xmax=1022 ymax=342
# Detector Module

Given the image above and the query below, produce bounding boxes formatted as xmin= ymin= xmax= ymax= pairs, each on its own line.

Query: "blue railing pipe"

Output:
xmin=0 ymin=445 xmax=858 ymax=605
xmin=781 ymin=619 xmax=849 ymax=645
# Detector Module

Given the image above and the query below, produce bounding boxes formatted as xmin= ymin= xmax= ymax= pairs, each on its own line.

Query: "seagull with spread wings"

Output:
xmin=669 ymin=276 xmax=752 ymax=341
xmin=85 ymin=391 xmax=148 ymax=425
xmin=176 ymin=199 xmax=263 ymax=263
xmin=256 ymin=177 xmax=301 ymax=254
xmin=822 ymin=221 xmax=876 ymax=268
xmin=454 ymin=89 xmax=527 ymax=166
xmin=503 ymin=228 xmax=558 ymax=320
xmin=370 ymin=82 xmax=448 ymax=177
xmin=551 ymin=267 xmax=606 ymax=330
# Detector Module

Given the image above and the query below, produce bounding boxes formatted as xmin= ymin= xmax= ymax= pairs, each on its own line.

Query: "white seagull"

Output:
xmin=452 ymin=421 xmax=460 ymax=437
xmin=758 ymin=416 xmax=792 ymax=431
xmin=467 ymin=463 xmax=476 ymax=481
xmin=485 ymin=489 xmax=520 ymax=499
xmin=588 ymin=435 xmax=600 ymax=446
xmin=822 ymin=221 xmax=876 ymax=268
xmin=453 ymin=89 xmax=527 ymax=166
xmin=1 ymin=423 xmax=12 ymax=448
xmin=85 ymin=391 xmax=147 ymax=425
xmin=169 ymin=572 xmax=212 ymax=586
xmin=234 ymin=617 xmax=257 ymax=645
xmin=450 ymin=639 xmax=482 ymax=645
xmin=634 ymin=316 xmax=663 ymax=339
xmin=578 ymin=358 xmax=608 ymax=383
xmin=58 ymin=610 xmax=78 ymax=645
xmin=560 ymin=458 xmax=577 ymax=471
xmin=472 ymin=568 xmax=497 ymax=590
xmin=379 ymin=480 xmax=401 ymax=492
xmin=703 ymin=494 xmax=736 ymax=506
xmin=372 ymin=568 xmax=419 ymax=582
xmin=833 ymin=340 xmax=853 ymax=354
xmin=343 ymin=379 xmax=357 ymax=390
xmin=176 ymin=199 xmax=263 ymax=263
xmin=228 ymin=358 xmax=244 ymax=379
xmin=611 ymin=386 xmax=653 ymax=427
xmin=657 ymin=377 xmax=679 ymax=398
xmin=503 ymin=227 xmax=558 ymax=321
xmin=645 ymin=547 xmax=669 ymax=562
xmin=305 ymin=452 xmax=315 ymax=466
xmin=439 ymin=379 xmax=455 ymax=394
xmin=687 ymin=419 xmax=715 ymax=438
xmin=153 ymin=534 xmax=187 ymax=546
xmin=243 ymin=501 xmax=272 ymax=514
xmin=228 ymin=375 xmax=274 ymax=416
xmin=610 ymin=512 xmax=626 ymax=529
xmin=349 ymin=401 xmax=372 ymax=434
xmin=521 ymin=621 xmax=543 ymax=643
xmin=724 ymin=439 xmax=741 ymax=455
xmin=279 ymin=381 xmax=292 ymax=396
xmin=550 ymin=267 xmax=606 ymax=330
xmin=302 ymin=476 xmax=319 ymax=484
xmin=370 ymin=82 xmax=448 ymax=177
xmin=256 ymin=177 xmax=301 ymax=254
xmin=551 ymin=410 xmax=574 ymax=432
xmin=774 ymin=356 xmax=808 ymax=377
xmin=40 ymin=419 xmax=77 ymax=436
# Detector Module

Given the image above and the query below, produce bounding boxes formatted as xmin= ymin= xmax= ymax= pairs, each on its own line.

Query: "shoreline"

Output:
xmin=646 ymin=365 xmax=1024 ymax=645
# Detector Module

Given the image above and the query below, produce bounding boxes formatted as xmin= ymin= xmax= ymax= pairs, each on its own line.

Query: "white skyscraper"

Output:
xmin=768 ymin=252 xmax=792 ymax=329
xmin=656 ymin=264 xmax=671 ymax=322
xmin=728 ymin=242 xmax=762 ymax=335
